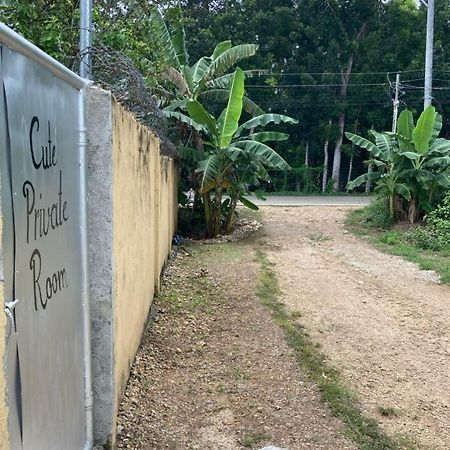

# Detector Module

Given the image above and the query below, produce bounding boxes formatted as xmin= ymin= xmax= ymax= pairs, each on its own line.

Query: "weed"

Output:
xmin=142 ymin=379 xmax=154 ymax=389
xmin=378 ymin=406 xmax=399 ymax=417
xmin=159 ymin=290 xmax=183 ymax=312
xmin=347 ymin=198 xmax=394 ymax=230
xmin=233 ymin=367 xmax=251 ymax=381
xmin=290 ymin=310 xmax=302 ymax=319
xmin=255 ymin=248 xmax=416 ymax=450
xmin=241 ymin=431 xmax=269 ymax=448
xmin=307 ymin=231 xmax=331 ymax=242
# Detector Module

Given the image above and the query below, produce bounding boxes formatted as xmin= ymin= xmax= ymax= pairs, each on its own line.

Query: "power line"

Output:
xmin=247 ymin=82 xmax=390 ymax=88
xmin=402 ymin=84 xmax=450 ymax=90
xmin=251 ymin=69 xmax=427 ymax=76
xmin=246 ymin=82 xmax=450 ymax=90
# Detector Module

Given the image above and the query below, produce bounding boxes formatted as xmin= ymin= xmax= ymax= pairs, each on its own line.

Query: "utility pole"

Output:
xmin=423 ymin=0 xmax=435 ymax=108
xmin=80 ymin=0 xmax=93 ymax=79
xmin=392 ymin=73 xmax=400 ymax=132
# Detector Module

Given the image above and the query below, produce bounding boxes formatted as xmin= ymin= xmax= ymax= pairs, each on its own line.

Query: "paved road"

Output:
xmin=248 ymin=195 xmax=372 ymax=207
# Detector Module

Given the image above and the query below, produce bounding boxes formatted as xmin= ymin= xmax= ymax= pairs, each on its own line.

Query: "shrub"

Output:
xmin=349 ymin=197 xmax=394 ymax=229
xmin=426 ymin=191 xmax=450 ymax=235
xmin=400 ymin=227 xmax=444 ymax=251
xmin=379 ymin=230 xmax=401 ymax=246
xmin=397 ymin=192 xmax=450 ymax=251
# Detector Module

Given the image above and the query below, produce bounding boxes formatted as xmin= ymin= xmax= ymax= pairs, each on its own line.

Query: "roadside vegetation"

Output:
xmin=150 ymin=9 xmax=298 ymax=237
xmin=347 ymin=193 xmax=450 ymax=283
xmin=345 ymin=106 xmax=450 ymax=283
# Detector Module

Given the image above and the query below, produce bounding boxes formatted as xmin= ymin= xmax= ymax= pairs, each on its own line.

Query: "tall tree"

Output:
xmin=298 ymin=0 xmax=385 ymax=190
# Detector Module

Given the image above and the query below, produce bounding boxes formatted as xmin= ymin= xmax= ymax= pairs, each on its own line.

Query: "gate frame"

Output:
xmin=0 ymin=23 xmax=94 ymax=449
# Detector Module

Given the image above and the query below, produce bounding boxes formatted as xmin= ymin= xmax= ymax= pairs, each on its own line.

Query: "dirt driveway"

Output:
xmin=262 ymin=206 xmax=450 ymax=449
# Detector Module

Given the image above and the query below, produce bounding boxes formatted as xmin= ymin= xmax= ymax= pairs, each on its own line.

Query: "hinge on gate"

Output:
xmin=4 ymin=299 xmax=19 ymax=339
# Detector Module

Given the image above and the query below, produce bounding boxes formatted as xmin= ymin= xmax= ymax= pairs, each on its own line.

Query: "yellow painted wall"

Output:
xmin=0 ymin=216 xmax=10 ymax=450
xmin=110 ymin=100 xmax=178 ymax=420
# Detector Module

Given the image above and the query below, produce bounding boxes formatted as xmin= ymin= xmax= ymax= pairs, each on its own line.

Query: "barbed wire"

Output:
xmin=79 ymin=44 xmax=176 ymax=157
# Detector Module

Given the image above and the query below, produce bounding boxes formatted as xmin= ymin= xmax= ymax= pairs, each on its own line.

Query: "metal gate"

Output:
xmin=1 ymin=25 xmax=92 ymax=450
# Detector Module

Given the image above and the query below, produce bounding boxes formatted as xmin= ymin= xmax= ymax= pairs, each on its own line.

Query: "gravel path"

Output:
xmin=116 ymin=241 xmax=356 ymax=449
xmin=262 ymin=206 xmax=450 ymax=449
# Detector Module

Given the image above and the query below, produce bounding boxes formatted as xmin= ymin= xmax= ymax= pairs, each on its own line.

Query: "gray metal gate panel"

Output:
xmin=1 ymin=44 xmax=87 ymax=449
xmin=0 ymin=44 xmax=23 ymax=450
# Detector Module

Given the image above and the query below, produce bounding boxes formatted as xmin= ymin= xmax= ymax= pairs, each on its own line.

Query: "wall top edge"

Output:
xmin=0 ymin=23 xmax=89 ymax=90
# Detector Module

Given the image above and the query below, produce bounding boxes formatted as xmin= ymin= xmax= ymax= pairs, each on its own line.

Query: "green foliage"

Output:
xmin=6 ymin=0 xmax=450 ymax=198
xmin=394 ymin=191 xmax=450 ymax=251
xmin=347 ymin=198 xmax=394 ymax=229
xmin=0 ymin=0 xmax=80 ymax=66
xmin=426 ymin=190 xmax=450 ymax=234
xmin=347 ymin=107 xmax=450 ymax=222
xmin=151 ymin=8 xmax=260 ymax=118
xmin=398 ymin=226 xmax=448 ymax=252
xmin=181 ymin=68 xmax=296 ymax=237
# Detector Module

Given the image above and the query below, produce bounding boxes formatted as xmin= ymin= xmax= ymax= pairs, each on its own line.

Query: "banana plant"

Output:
xmin=181 ymin=67 xmax=297 ymax=236
xmin=346 ymin=130 xmax=411 ymax=219
xmin=150 ymin=8 xmax=264 ymax=118
xmin=346 ymin=106 xmax=450 ymax=222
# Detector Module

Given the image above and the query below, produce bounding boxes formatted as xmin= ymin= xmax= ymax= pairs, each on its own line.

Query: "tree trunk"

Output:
xmin=408 ymin=199 xmax=419 ymax=224
xmin=225 ymin=196 xmax=239 ymax=233
xmin=322 ymin=139 xmax=329 ymax=193
xmin=365 ymin=162 xmax=374 ymax=194
xmin=332 ymin=54 xmax=353 ymax=192
xmin=332 ymin=110 xmax=346 ymax=191
xmin=389 ymin=193 xmax=395 ymax=220
xmin=331 ymin=22 xmax=366 ymax=192
xmin=203 ymin=192 xmax=213 ymax=237
xmin=346 ymin=154 xmax=353 ymax=190
xmin=305 ymin=142 xmax=309 ymax=166
xmin=212 ymin=185 xmax=223 ymax=236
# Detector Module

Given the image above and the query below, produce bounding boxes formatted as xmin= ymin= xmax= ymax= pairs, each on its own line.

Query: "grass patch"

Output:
xmin=241 ymin=430 xmax=269 ymax=448
xmin=346 ymin=208 xmax=450 ymax=284
xmin=374 ymin=236 xmax=450 ymax=284
xmin=158 ymin=247 xmax=217 ymax=314
xmin=346 ymin=199 xmax=394 ymax=230
xmin=255 ymin=248 xmax=416 ymax=450
xmin=194 ymin=242 xmax=245 ymax=264
xmin=233 ymin=367 xmax=251 ymax=381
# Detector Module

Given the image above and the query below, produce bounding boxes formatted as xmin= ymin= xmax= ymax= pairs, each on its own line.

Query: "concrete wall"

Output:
xmin=87 ymin=87 xmax=177 ymax=448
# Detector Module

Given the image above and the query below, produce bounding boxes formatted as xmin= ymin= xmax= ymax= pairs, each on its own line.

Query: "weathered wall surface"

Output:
xmin=112 ymin=101 xmax=159 ymax=403
xmin=86 ymin=87 xmax=116 ymax=448
xmin=87 ymin=87 xmax=177 ymax=448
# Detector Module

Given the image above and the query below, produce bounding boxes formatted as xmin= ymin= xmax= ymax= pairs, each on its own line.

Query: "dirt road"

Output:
xmin=262 ymin=206 xmax=450 ymax=449
xmin=116 ymin=241 xmax=356 ymax=450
